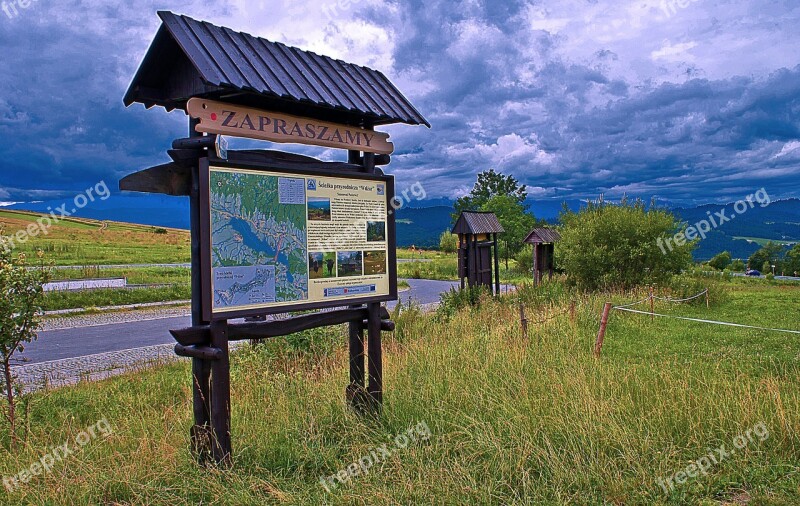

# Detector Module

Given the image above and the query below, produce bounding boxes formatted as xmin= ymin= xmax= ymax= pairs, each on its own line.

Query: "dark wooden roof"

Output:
xmin=451 ymin=212 xmax=505 ymax=235
xmin=524 ymin=228 xmax=561 ymax=244
xmin=124 ymin=11 xmax=430 ymax=128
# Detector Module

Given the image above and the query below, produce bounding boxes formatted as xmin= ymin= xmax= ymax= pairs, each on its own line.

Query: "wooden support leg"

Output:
xmin=210 ymin=320 xmax=232 ymax=466
xmin=366 ymin=303 xmax=383 ymax=411
xmin=190 ymin=358 xmax=212 ymax=463
xmin=347 ymin=308 xmax=367 ymax=412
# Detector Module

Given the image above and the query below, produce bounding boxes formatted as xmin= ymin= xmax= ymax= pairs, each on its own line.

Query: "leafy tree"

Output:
xmin=438 ymin=231 xmax=458 ymax=254
xmin=708 ymin=251 xmax=732 ymax=270
xmin=730 ymin=258 xmax=746 ymax=272
xmin=453 ymin=169 xmax=527 ymax=223
xmin=0 ymin=240 xmax=50 ymax=447
xmin=783 ymin=244 xmax=800 ymax=276
xmin=479 ymin=194 xmax=538 ymax=268
xmin=558 ymin=198 xmax=695 ymax=290
xmin=748 ymin=242 xmax=785 ymax=271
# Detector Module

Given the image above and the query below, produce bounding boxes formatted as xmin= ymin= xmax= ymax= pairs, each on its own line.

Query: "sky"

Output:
xmin=1 ymin=0 xmax=799 ymax=208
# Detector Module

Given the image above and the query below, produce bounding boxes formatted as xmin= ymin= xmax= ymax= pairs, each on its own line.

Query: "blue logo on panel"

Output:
xmin=307 ymin=179 xmax=317 ymax=191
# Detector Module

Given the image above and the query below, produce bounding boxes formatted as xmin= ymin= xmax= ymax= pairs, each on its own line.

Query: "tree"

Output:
xmin=453 ymin=169 xmax=527 ymax=223
xmin=730 ymin=258 xmax=746 ymax=272
xmin=480 ymin=194 xmax=538 ymax=269
xmin=708 ymin=251 xmax=732 ymax=270
xmin=558 ymin=198 xmax=695 ymax=290
xmin=438 ymin=231 xmax=458 ymax=253
xmin=0 ymin=241 xmax=50 ymax=447
xmin=748 ymin=242 xmax=785 ymax=271
xmin=783 ymin=244 xmax=800 ymax=276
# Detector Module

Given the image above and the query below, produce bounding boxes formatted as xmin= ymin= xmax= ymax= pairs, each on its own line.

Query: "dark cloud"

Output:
xmin=0 ymin=0 xmax=798 ymax=207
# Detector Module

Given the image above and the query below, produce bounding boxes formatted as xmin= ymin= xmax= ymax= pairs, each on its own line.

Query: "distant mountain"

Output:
xmin=395 ymin=206 xmax=453 ymax=248
xmin=673 ymin=198 xmax=800 ymax=260
xmin=4 ymin=192 xmax=798 ymax=259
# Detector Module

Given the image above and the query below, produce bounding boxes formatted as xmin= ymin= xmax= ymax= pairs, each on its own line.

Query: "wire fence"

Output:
xmin=610 ymin=289 xmax=800 ymax=336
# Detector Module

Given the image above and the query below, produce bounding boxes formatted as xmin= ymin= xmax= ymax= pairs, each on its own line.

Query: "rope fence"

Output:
xmin=592 ymin=287 xmax=800 ymax=357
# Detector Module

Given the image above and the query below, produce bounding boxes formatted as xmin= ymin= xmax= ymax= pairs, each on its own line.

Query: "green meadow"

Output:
xmin=2 ymin=276 xmax=798 ymax=504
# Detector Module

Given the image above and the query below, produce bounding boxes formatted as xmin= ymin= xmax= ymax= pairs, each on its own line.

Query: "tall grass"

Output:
xmin=1 ymin=280 xmax=798 ymax=504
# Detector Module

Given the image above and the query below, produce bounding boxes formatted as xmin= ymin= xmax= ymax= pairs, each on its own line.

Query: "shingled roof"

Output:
xmin=524 ymin=228 xmax=561 ymax=244
xmin=124 ymin=11 xmax=429 ymax=128
xmin=451 ymin=212 xmax=505 ymax=235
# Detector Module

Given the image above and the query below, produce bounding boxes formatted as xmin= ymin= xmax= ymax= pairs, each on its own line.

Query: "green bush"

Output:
xmin=558 ymin=198 xmax=695 ymax=290
xmin=438 ymin=231 xmax=458 ymax=254
xmin=436 ymin=285 xmax=490 ymax=321
xmin=513 ymin=249 xmax=532 ymax=275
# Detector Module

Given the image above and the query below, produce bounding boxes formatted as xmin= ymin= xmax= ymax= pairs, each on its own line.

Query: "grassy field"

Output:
xmin=1 ymin=276 xmax=798 ymax=504
xmin=0 ymin=210 xmax=190 ymax=265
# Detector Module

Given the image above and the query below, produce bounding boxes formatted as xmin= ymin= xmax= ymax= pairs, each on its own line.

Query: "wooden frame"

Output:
xmin=198 ymin=157 xmax=398 ymax=322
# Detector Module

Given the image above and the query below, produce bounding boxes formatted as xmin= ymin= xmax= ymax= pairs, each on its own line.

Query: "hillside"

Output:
xmin=0 ymin=209 xmax=190 ymax=265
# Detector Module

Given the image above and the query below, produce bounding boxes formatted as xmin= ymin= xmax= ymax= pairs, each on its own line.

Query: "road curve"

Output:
xmin=19 ymin=279 xmax=462 ymax=365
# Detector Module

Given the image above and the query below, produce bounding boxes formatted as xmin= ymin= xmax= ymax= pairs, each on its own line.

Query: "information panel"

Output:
xmin=205 ymin=164 xmax=394 ymax=317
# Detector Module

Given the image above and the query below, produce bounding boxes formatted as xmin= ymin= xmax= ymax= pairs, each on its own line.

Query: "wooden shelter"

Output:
xmin=524 ymin=228 xmax=561 ymax=285
xmin=452 ymin=211 xmax=503 ymax=295
xmin=120 ymin=11 xmax=428 ymax=465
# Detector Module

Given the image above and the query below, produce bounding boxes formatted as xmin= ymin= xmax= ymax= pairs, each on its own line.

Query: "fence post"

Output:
xmin=519 ymin=303 xmax=529 ymax=340
xmin=649 ymin=286 xmax=654 ymax=321
xmin=705 ymin=288 xmax=709 ymax=309
xmin=594 ymin=302 xmax=612 ymax=357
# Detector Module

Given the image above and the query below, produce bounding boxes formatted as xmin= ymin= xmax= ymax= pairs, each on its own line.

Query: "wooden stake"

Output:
xmin=705 ymin=288 xmax=709 ymax=309
xmin=209 ymin=320 xmax=232 ymax=466
xmin=649 ymin=287 xmax=654 ymax=321
xmin=366 ymin=303 xmax=383 ymax=412
xmin=594 ymin=302 xmax=613 ymax=357
xmin=519 ymin=303 xmax=529 ymax=340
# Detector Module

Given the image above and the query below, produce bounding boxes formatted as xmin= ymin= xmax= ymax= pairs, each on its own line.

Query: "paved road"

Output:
xmin=19 ymin=279 xmax=461 ymax=365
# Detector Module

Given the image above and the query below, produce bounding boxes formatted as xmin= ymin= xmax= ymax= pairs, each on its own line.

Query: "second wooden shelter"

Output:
xmin=452 ymin=211 xmax=503 ymax=294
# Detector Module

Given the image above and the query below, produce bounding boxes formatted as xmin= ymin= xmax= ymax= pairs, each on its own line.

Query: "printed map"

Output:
xmin=210 ymin=169 xmax=308 ymax=310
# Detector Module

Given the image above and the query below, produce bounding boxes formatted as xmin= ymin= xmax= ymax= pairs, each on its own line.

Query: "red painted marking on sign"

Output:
xmin=211 ymin=113 xmax=218 ymax=121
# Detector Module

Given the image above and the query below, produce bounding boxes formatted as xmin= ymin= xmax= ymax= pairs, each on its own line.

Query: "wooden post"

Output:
xmin=594 ymin=302 xmax=612 ymax=357
xmin=459 ymin=236 xmax=465 ymax=290
xmin=705 ymin=288 xmax=709 ymax=309
xmin=493 ymin=232 xmax=500 ymax=296
xmin=649 ymin=286 xmax=654 ymax=321
xmin=209 ymin=319 xmax=232 ymax=465
xmin=347 ymin=314 xmax=367 ymax=412
xmin=533 ymin=244 xmax=539 ymax=286
xmin=188 ymin=118 xmax=212 ymax=463
xmin=519 ymin=303 xmax=528 ymax=340
xmin=366 ymin=302 xmax=383 ymax=410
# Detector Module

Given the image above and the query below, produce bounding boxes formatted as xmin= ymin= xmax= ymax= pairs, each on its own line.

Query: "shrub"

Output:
xmin=436 ymin=286 xmax=490 ymax=321
xmin=438 ymin=231 xmax=458 ymax=254
xmin=558 ymin=197 xmax=695 ymax=290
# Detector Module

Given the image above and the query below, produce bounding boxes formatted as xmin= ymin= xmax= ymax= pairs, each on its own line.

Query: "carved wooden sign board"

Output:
xmin=187 ymin=98 xmax=395 ymax=155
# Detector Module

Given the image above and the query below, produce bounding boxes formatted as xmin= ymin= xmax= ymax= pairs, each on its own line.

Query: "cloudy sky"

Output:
xmin=1 ymin=0 xmax=799 ymax=207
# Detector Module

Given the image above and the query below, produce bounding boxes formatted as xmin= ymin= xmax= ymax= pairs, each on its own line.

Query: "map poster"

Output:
xmin=204 ymin=163 xmax=395 ymax=318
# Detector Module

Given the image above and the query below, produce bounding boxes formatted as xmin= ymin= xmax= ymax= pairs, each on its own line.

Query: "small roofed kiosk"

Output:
xmin=524 ymin=228 xmax=561 ymax=285
xmin=121 ymin=11 xmax=428 ymax=466
xmin=452 ymin=211 xmax=503 ymax=295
